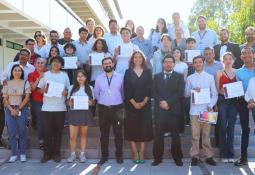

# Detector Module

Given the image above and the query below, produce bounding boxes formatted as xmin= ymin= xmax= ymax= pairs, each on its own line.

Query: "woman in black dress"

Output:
xmin=124 ymin=50 xmax=153 ymax=164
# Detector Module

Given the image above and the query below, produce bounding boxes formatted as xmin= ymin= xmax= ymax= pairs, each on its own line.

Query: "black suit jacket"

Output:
xmin=153 ymin=71 xmax=184 ymax=133
xmin=213 ymin=42 xmax=242 ymax=69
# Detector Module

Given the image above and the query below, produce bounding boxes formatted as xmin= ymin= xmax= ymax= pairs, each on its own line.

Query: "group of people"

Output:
xmin=0 ymin=13 xmax=255 ymax=168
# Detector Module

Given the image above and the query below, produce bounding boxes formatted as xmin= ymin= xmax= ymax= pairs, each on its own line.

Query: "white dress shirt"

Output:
xmin=37 ymin=43 xmax=65 ymax=58
xmin=185 ymin=71 xmax=218 ymax=115
xmin=245 ymin=77 xmax=255 ymax=102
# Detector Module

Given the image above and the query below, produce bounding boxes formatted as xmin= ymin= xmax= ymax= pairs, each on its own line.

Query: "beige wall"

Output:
xmin=0 ymin=39 xmax=19 ymax=74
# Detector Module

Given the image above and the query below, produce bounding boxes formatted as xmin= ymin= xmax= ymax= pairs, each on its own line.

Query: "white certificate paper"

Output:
xmin=119 ymin=44 xmax=134 ymax=58
xmin=63 ymin=56 xmax=78 ymax=69
xmin=223 ymin=81 xmax=244 ymax=99
xmin=71 ymin=96 xmax=89 ymax=110
xmin=90 ymin=53 xmax=104 ymax=66
xmin=191 ymin=88 xmax=211 ymax=105
xmin=185 ymin=50 xmax=201 ymax=63
xmin=44 ymin=81 xmax=64 ymax=98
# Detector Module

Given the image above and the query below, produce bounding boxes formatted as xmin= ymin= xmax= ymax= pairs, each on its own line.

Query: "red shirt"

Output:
xmin=219 ymin=73 xmax=236 ymax=89
xmin=28 ymin=70 xmax=43 ymax=102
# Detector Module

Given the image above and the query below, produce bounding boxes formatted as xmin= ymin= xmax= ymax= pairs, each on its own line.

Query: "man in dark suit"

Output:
xmin=213 ymin=28 xmax=242 ymax=69
xmin=152 ymin=55 xmax=184 ymax=166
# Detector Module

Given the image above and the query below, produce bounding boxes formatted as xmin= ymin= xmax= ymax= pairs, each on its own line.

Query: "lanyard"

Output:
xmin=198 ymin=30 xmax=207 ymax=41
xmin=106 ymin=75 xmax=113 ymax=87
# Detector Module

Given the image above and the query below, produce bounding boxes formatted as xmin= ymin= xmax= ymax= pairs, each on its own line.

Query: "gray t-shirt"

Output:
xmin=38 ymin=71 xmax=70 ymax=111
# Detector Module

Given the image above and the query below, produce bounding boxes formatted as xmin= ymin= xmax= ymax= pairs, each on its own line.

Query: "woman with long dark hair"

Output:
xmin=67 ymin=70 xmax=95 ymax=163
xmin=2 ymin=64 xmax=31 ymax=162
xmin=124 ymin=51 xmax=153 ymax=164
xmin=148 ymin=18 xmax=168 ymax=52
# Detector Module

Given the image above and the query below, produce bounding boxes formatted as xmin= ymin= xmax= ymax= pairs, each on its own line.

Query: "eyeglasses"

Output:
xmin=35 ymin=34 xmax=42 ymax=37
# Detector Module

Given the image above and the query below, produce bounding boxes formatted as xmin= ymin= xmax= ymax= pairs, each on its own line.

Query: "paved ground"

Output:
xmin=0 ymin=158 xmax=255 ymax=175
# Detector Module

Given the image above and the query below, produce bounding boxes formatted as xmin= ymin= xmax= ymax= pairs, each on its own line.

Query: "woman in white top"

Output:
xmin=245 ymin=76 xmax=255 ymax=120
xmin=34 ymin=31 xmax=47 ymax=54
xmin=38 ymin=56 xmax=70 ymax=163
xmin=89 ymin=38 xmax=111 ymax=84
xmin=66 ymin=70 xmax=95 ymax=163
xmin=173 ymin=48 xmax=188 ymax=80
xmin=88 ymin=25 xmax=105 ymax=45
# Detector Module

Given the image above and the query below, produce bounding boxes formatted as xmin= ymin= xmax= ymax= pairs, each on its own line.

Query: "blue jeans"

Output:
xmin=218 ymin=97 xmax=237 ymax=158
xmin=252 ymin=108 xmax=255 ymax=122
xmin=5 ymin=107 xmax=29 ymax=156
xmin=31 ymin=100 xmax=43 ymax=143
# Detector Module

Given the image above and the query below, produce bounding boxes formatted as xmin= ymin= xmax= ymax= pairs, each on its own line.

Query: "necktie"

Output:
xmin=165 ymin=73 xmax=171 ymax=82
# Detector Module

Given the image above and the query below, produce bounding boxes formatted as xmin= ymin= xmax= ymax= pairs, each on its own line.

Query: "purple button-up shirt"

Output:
xmin=94 ymin=72 xmax=124 ymax=106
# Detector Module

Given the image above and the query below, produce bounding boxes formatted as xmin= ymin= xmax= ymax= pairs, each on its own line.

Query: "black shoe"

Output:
xmin=205 ymin=157 xmax=217 ymax=166
xmin=151 ymin=159 xmax=162 ymax=166
xmin=98 ymin=158 xmax=108 ymax=165
xmin=234 ymin=158 xmax=248 ymax=166
xmin=53 ymin=155 xmax=61 ymax=163
xmin=191 ymin=157 xmax=199 ymax=166
xmin=116 ymin=157 xmax=123 ymax=164
xmin=174 ymin=159 xmax=183 ymax=166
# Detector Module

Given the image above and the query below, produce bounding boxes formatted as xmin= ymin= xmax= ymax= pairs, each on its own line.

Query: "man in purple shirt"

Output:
xmin=94 ymin=57 xmax=124 ymax=165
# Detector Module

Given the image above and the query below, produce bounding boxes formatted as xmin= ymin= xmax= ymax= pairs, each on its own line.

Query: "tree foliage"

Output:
xmin=188 ymin=0 xmax=255 ymax=44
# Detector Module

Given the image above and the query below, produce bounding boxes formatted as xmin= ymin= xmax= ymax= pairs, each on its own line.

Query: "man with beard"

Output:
xmin=240 ymin=26 xmax=255 ymax=51
xmin=213 ymin=28 xmax=242 ymax=68
xmin=94 ymin=57 xmax=124 ymax=165
xmin=191 ymin=15 xmax=217 ymax=52
xmin=38 ymin=30 xmax=65 ymax=58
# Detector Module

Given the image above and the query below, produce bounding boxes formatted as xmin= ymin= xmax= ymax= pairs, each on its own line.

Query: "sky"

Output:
xmin=118 ymin=0 xmax=196 ymax=37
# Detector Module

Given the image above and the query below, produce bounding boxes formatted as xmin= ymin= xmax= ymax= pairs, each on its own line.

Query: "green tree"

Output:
xmin=228 ymin=0 xmax=255 ymax=44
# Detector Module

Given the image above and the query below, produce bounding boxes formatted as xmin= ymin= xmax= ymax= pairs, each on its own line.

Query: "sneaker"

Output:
xmin=20 ymin=155 xmax=26 ymax=162
xmin=221 ymin=158 xmax=228 ymax=163
xmin=205 ymin=157 xmax=217 ymax=166
xmin=8 ymin=155 xmax=18 ymax=163
xmin=79 ymin=152 xmax=86 ymax=163
xmin=67 ymin=153 xmax=76 ymax=163
xmin=228 ymin=158 xmax=235 ymax=163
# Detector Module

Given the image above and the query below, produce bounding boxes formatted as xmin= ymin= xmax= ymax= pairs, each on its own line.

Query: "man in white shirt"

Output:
xmin=113 ymin=27 xmax=139 ymax=74
xmin=185 ymin=55 xmax=218 ymax=166
xmin=38 ymin=30 xmax=65 ymax=58
xmin=167 ymin=12 xmax=190 ymax=39
xmin=1 ymin=48 xmax=35 ymax=85
xmin=245 ymin=77 xmax=255 ymax=121
xmin=104 ymin=19 xmax=123 ymax=56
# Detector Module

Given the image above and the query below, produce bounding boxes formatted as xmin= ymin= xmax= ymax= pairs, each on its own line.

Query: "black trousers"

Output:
xmin=98 ymin=105 xmax=123 ymax=159
xmin=237 ymin=98 xmax=250 ymax=159
xmin=153 ymin=116 xmax=183 ymax=161
xmin=42 ymin=111 xmax=65 ymax=156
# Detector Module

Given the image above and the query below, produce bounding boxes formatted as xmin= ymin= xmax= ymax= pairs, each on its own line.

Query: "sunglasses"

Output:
xmin=35 ymin=34 xmax=42 ymax=37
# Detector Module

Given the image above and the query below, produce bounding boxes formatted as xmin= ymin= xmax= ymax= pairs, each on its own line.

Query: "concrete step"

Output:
xmin=2 ymin=145 xmax=255 ymax=159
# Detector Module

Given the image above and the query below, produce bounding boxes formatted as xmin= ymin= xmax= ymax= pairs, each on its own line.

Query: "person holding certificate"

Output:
xmin=234 ymin=47 xmax=255 ymax=166
xmin=113 ymin=27 xmax=139 ymax=74
xmin=215 ymin=52 xmax=238 ymax=163
xmin=66 ymin=70 xmax=95 ymax=163
xmin=38 ymin=56 xmax=70 ymax=163
xmin=89 ymin=38 xmax=111 ymax=85
xmin=152 ymin=55 xmax=184 ymax=166
xmin=245 ymin=76 xmax=255 ymax=122
xmin=124 ymin=51 xmax=153 ymax=164
xmin=94 ymin=57 xmax=124 ymax=165
xmin=185 ymin=55 xmax=218 ymax=166
xmin=63 ymin=43 xmax=79 ymax=85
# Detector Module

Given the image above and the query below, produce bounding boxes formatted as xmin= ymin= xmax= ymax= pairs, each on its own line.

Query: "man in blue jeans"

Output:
xmin=235 ymin=47 xmax=255 ymax=166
